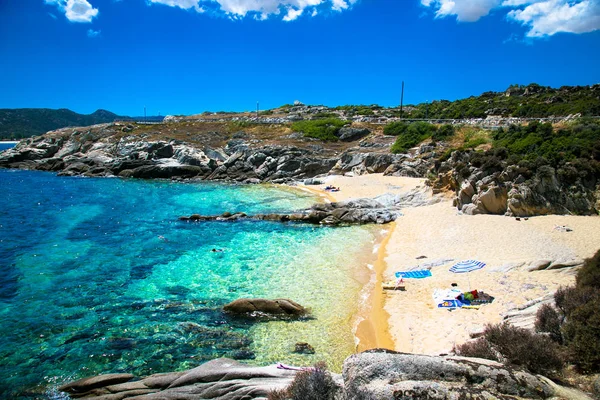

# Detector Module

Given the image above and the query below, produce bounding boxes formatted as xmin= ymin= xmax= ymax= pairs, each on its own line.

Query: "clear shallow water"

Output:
xmin=0 ymin=170 xmax=377 ymax=398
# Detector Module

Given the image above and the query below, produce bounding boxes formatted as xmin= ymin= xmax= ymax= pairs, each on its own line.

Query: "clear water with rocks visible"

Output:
xmin=0 ymin=169 xmax=377 ymax=398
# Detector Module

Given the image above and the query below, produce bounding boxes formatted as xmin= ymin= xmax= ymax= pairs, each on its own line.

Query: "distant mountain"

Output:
xmin=0 ymin=108 xmax=123 ymax=139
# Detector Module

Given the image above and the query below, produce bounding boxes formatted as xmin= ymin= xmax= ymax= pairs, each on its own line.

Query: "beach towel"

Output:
xmin=395 ymin=270 xmax=432 ymax=279
xmin=433 ymin=288 xmax=463 ymax=308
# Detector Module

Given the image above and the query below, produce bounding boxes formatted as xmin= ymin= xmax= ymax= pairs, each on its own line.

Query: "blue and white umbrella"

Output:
xmin=449 ymin=260 xmax=486 ymax=289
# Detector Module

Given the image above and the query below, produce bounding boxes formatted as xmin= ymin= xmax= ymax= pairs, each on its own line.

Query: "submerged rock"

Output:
xmin=223 ymin=298 xmax=308 ymax=318
xmin=294 ymin=342 xmax=316 ymax=354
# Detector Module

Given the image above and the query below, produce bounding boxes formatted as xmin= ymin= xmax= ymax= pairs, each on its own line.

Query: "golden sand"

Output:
xmin=305 ymin=174 xmax=600 ymax=354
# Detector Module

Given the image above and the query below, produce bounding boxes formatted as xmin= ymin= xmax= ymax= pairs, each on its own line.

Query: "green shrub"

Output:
xmin=483 ymin=323 xmax=564 ymax=375
xmin=562 ymin=296 xmax=600 ymax=372
xmin=269 ymin=362 xmax=338 ymax=400
xmin=493 ymin=120 xmax=600 ymax=166
xmin=464 ymin=137 xmax=489 ymax=149
xmin=535 ymin=304 xmax=563 ymax=343
xmin=383 ymin=121 xmax=409 ymax=136
xmin=454 ymin=338 xmax=498 ymax=361
xmin=291 ymin=118 xmax=348 ymax=141
xmin=554 ymin=250 xmax=600 ymax=372
xmin=554 ymin=286 xmax=597 ymax=317
xmin=576 ymin=249 xmax=600 ymax=288
xmin=389 ymin=122 xmax=437 ymax=154
xmin=432 ymin=124 xmax=455 ymax=141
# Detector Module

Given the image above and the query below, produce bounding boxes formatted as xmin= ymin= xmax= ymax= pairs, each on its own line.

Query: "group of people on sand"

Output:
xmin=324 ymin=185 xmax=340 ymax=192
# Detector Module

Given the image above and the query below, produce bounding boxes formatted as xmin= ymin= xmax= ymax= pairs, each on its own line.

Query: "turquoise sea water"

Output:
xmin=0 ymin=169 xmax=378 ymax=398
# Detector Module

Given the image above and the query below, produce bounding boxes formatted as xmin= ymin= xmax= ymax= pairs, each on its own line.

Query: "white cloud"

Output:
xmin=421 ymin=0 xmax=502 ymax=22
xmin=145 ymin=0 xmax=355 ymax=20
xmin=422 ymin=0 xmax=600 ymax=37
xmin=45 ymin=0 xmax=99 ymax=23
xmin=283 ymin=8 xmax=304 ymax=21
xmin=507 ymin=0 xmax=600 ymax=37
xmin=148 ymin=0 xmax=204 ymax=12
xmin=331 ymin=0 xmax=349 ymax=11
xmin=87 ymin=28 xmax=101 ymax=37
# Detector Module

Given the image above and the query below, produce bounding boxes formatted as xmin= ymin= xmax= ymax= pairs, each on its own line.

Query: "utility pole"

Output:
xmin=256 ymin=102 xmax=259 ymax=119
xmin=426 ymin=100 xmax=429 ymax=120
xmin=400 ymin=81 xmax=405 ymax=119
xmin=144 ymin=106 xmax=147 ymax=124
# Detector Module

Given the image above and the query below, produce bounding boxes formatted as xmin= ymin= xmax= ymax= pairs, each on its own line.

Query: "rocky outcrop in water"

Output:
xmin=179 ymin=189 xmax=438 ymax=226
xmin=223 ymin=298 xmax=308 ymax=318
xmin=58 ymin=350 xmax=591 ymax=400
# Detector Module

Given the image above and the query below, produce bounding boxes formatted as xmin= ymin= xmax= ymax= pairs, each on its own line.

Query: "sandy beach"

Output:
xmin=306 ymin=174 xmax=600 ymax=355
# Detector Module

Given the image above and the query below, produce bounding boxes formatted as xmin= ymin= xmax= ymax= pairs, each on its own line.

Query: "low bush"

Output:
xmin=268 ymin=362 xmax=338 ymax=400
xmin=535 ymin=304 xmax=563 ymax=343
xmin=562 ymin=296 xmax=600 ymax=373
xmin=388 ymin=122 xmax=437 ymax=154
xmin=383 ymin=121 xmax=409 ymax=136
xmin=484 ymin=323 xmax=564 ymax=375
xmin=432 ymin=124 xmax=455 ymax=141
xmin=291 ymin=118 xmax=348 ymax=141
xmin=550 ymin=250 xmax=600 ymax=372
xmin=576 ymin=249 xmax=600 ymax=288
xmin=456 ymin=323 xmax=563 ymax=375
xmin=454 ymin=338 xmax=498 ymax=361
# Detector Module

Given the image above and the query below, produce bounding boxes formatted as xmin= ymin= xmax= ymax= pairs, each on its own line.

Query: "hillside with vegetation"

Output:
xmin=402 ymin=83 xmax=600 ymax=119
xmin=0 ymin=108 xmax=122 ymax=139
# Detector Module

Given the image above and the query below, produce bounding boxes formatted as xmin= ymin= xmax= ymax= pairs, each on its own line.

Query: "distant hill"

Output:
xmin=0 ymin=108 xmax=123 ymax=139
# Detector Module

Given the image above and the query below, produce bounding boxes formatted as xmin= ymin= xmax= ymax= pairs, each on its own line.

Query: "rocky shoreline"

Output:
xmin=0 ymin=122 xmax=431 ymax=184
xmin=57 ymin=350 xmax=595 ymax=400
xmin=2 ymin=120 xmax=598 ymax=218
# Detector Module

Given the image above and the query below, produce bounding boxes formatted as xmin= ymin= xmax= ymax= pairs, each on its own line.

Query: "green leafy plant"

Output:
xmin=387 ymin=122 xmax=437 ymax=153
xmin=291 ymin=118 xmax=348 ymax=141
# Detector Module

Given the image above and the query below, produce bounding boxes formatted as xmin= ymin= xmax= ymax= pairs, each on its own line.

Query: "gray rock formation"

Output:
xmin=336 ymin=127 xmax=370 ymax=142
xmin=59 ymin=358 xmax=296 ymax=399
xmin=0 ymin=127 xmax=339 ymax=183
xmin=179 ymin=188 xmax=437 ymax=226
xmin=58 ymin=351 xmax=589 ymax=400
xmin=432 ymin=150 xmax=599 ymax=216
xmin=223 ymin=298 xmax=308 ymax=318
xmin=342 ymin=351 xmax=555 ymax=399
xmin=179 ymin=194 xmax=410 ymax=226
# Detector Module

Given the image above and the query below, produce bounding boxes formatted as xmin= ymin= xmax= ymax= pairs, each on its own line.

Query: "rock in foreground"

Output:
xmin=343 ymin=350 xmax=556 ymax=399
xmin=56 ymin=350 xmax=587 ymax=400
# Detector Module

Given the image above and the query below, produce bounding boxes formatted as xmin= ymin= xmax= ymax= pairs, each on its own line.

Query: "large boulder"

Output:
xmin=223 ymin=298 xmax=308 ymax=318
xmin=475 ymin=185 xmax=508 ymax=214
xmin=343 ymin=350 xmax=555 ymax=399
xmin=58 ymin=360 xmax=296 ymax=399
xmin=336 ymin=127 xmax=370 ymax=142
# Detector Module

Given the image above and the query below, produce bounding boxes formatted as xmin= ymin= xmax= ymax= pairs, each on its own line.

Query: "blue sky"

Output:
xmin=0 ymin=0 xmax=599 ymax=116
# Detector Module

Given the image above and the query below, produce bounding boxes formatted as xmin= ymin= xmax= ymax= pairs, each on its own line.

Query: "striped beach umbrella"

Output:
xmin=449 ymin=260 xmax=486 ymax=290
xmin=449 ymin=260 xmax=486 ymax=274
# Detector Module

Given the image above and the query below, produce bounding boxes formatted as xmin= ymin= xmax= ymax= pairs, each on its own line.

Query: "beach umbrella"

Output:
xmin=449 ymin=260 xmax=486 ymax=290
